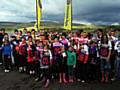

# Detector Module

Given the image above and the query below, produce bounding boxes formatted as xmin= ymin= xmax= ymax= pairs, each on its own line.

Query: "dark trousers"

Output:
xmin=18 ymin=55 xmax=27 ymax=67
xmin=0 ymin=50 xmax=3 ymax=63
xmin=39 ymin=68 xmax=51 ymax=80
xmin=76 ymin=61 xmax=81 ymax=79
xmin=68 ymin=66 xmax=74 ymax=77
xmin=13 ymin=53 xmax=19 ymax=68
xmin=51 ymin=55 xmax=62 ymax=78
xmin=27 ymin=62 xmax=34 ymax=72
xmin=110 ymin=52 xmax=116 ymax=78
xmin=33 ymin=60 xmax=40 ymax=75
xmin=79 ymin=62 xmax=88 ymax=81
xmin=115 ymin=56 xmax=120 ymax=79
xmin=4 ymin=55 xmax=12 ymax=70
xmin=88 ymin=64 xmax=98 ymax=80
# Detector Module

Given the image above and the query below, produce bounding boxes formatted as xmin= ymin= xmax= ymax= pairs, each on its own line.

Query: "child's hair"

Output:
xmin=28 ymin=36 xmax=33 ymax=40
xmin=68 ymin=46 xmax=74 ymax=51
xmin=14 ymin=29 xmax=18 ymax=33
xmin=31 ymin=29 xmax=35 ymax=32
xmin=118 ymin=35 xmax=120 ymax=40
xmin=19 ymin=30 xmax=22 ymax=34
xmin=101 ymin=34 xmax=109 ymax=44
xmin=89 ymin=40 xmax=95 ymax=45
xmin=0 ymin=28 xmax=5 ymax=32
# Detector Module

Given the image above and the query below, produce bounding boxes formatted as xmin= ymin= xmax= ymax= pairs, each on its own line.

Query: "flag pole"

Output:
xmin=64 ymin=0 xmax=72 ymax=31
xmin=36 ymin=0 xmax=42 ymax=31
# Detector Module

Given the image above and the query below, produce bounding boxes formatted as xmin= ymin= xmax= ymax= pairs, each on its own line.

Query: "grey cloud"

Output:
xmin=0 ymin=0 xmax=120 ymax=25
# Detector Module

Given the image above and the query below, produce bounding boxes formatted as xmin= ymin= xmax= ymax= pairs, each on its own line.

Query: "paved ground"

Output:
xmin=0 ymin=66 xmax=120 ymax=90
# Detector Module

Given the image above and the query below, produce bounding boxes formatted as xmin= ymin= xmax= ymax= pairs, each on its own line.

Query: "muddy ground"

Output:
xmin=0 ymin=66 xmax=120 ymax=90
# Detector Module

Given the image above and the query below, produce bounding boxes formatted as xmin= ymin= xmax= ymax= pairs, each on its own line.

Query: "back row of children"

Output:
xmin=0 ymin=28 xmax=120 ymax=88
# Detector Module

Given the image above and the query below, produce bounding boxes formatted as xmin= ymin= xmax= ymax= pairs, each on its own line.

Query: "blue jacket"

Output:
xmin=1 ymin=44 xmax=12 ymax=56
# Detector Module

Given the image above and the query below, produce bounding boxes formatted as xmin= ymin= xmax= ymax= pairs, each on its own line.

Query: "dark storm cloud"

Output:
xmin=0 ymin=0 xmax=120 ymax=25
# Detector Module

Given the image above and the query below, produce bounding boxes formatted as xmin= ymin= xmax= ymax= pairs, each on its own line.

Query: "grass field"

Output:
xmin=0 ymin=21 xmax=120 ymax=34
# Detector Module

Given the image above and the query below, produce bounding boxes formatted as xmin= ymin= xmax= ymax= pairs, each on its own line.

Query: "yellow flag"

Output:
xmin=64 ymin=0 xmax=72 ymax=30
xmin=36 ymin=0 xmax=42 ymax=30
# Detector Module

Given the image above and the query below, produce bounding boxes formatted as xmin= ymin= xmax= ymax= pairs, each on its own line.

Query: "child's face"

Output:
xmin=4 ymin=41 xmax=8 ymax=45
xmin=54 ymin=38 xmax=58 ymax=42
xmin=22 ymin=38 xmax=25 ymax=42
xmin=69 ymin=47 xmax=73 ymax=51
xmin=91 ymin=43 xmax=95 ymax=47
xmin=4 ymin=35 xmax=8 ymax=38
xmin=28 ymin=38 xmax=32 ymax=42
xmin=83 ymin=33 xmax=87 ymax=38
xmin=103 ymin=36 xmax=108 ymax=43
xmin=44 ymin=46 xmax=48 ymax=50
xmin=27 ymin=32 xmax=31 ymax=36
xmin=15 ymin=31 xmax=18 ymax=35
xmin=39 ymin=42 xmax=43 ymax=46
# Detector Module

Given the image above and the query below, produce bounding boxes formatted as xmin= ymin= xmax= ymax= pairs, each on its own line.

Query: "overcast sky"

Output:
xmin=0 ymin=0 xmax=120 ymax=25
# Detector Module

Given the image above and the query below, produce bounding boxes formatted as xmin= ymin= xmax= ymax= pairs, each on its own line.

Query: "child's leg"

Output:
xmin=62 ymin=64 xmax=67 ymax=83
xmin=68 ymin=66 xmax=74 ymax=83
xmin=82 ymin=63 xmax=88 ymax=82
xmin=101 ymin=59 xmax=105 ymax=82
xmin=18 ymin=55 xmax=24 ymax=72
xmin=118 ymin=60 xmax=120 ymax=79
xmin=23 ymin=55 xmax=27 ymax=72
xmin=105 ymin=61 xmax=111 ymax=82
xmin=31 ymin=61 xmax=35 ymax=74
xmin=44 ymin=68 xmax=50 ymax=88
xmin=4 ymin=56 xmax=9 ymax=70
xmin=27 ymin=62 xmax=30 ymax=74
xmin=76 ymin=61 xmax=81 ymax=81
xmin=115 ymin=57 xmax=120 ymax=79
xmin=0 ymin=50 xmax=3 ymax=64
xmin=9 ymin=57 xmax=12 ymax=70
xmin=59 ymin=73 xmax=62 ymax=83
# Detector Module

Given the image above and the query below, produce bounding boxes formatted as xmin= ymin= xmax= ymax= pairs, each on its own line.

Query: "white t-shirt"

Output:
xmin=115 ymin=41 xmax=120 ymax=53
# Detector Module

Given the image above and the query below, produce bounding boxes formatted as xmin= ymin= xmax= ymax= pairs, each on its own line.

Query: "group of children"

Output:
xmin=0 ymin=28 xmax=120 ymax=88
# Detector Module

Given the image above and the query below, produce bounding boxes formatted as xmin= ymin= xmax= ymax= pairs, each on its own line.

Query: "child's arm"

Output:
xmin=49 ymin=50 xmax=52 ymax=60
xmin=84 ymin=45 xmax=89 ymax=64
xmin=73 ymin=52 xmax=76 ymax=68
xmin=0 ymin=45 xmax=4 ymax=50
xmin=107 ymin=41 xmax=112 ymax=62
xmin=49 ymin=50 xmax=53 ymax=66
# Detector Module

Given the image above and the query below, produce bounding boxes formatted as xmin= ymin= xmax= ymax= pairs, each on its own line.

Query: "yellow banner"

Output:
xmin=64 ymin=0 xmax=72 ymax=30
xmin=36 ymin=0 xmax=42 ymax=30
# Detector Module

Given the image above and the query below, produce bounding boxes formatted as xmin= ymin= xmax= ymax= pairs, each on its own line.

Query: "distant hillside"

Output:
xmin=0 ymin=21 xmax=109 ymax=33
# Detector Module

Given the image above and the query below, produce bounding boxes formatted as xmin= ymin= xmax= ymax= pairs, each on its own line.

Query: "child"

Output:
xmin=89 ymin=41 xmax=98 ymax=81
xmin=18 ymin=37 xmax=27 ymax=72
xmin=67 ymin=46 xmax=76 ymax=83
xmin=52 ymin=38 xmax=63 ymax=81
xmin=114 ymin=35 xmax=120 ymax=80
xmin=99 ymin=35 xmax=112 ymax=83
xmin=76 ymin=41 xmax=89 ymax=83
xmin=27 ymin=42 xmax=35 ymax=75
xmin=10 ymin=36 xmax=19 ymax=70
xmin=59 ymin=46 xmax=68 ymax=83
xmin=35 ymin=41 xmax=44 ymax=81
xmin=40 ymin=45 xmax=52 ymax=88
xmin=0 ymin=40 xmax=12 ymax=72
